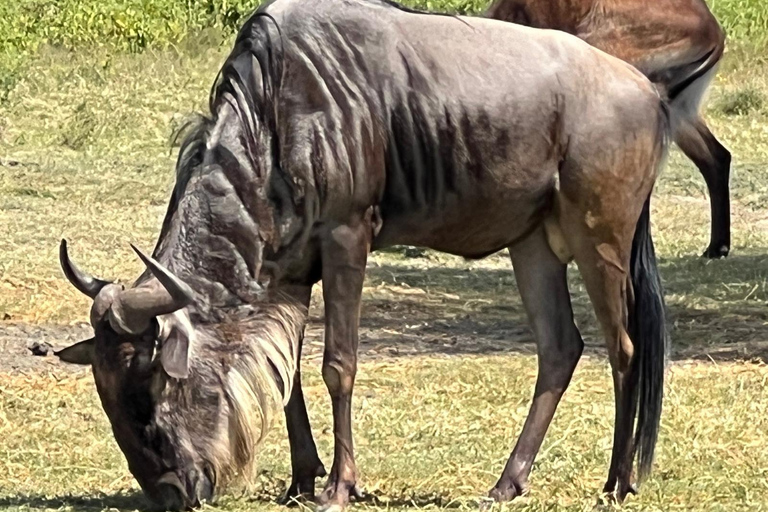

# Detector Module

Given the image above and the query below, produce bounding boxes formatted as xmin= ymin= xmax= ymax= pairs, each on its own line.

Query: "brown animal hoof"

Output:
xmin=488 ymin=481 xmax=526 ymax=502
xmin=316 ymin=478 xmax=363 ymax=512
xmin=702 ymin=243 xmax=729 ymax=259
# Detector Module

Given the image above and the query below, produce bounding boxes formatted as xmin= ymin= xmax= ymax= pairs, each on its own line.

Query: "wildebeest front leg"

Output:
xmin=489 ymin=227 xmax=584 ymax=501
xmin=317 ymin=218 xmax=371 ymax=510
xmin=281 ymin=283 xmax=326 ymax=504
xmin=675 ymin=117 xmax=732 ymax=258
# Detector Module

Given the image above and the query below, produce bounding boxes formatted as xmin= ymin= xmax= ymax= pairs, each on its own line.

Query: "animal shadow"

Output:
xmin=0 ymin=491 xmax=148 ymax=511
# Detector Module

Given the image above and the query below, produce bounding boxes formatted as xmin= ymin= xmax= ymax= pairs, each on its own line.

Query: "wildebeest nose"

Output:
xmin=185 ymin=467 xmax=214 ymax=505
xmin=155 ymin=468 xmax=213 ymax=510
xmin=156 ymin=472 xmax=189 ymax=510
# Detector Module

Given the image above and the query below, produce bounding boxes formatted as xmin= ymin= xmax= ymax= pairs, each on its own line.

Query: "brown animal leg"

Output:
xmin=675 ymin=117 xmax=732 ymax=258
xmin=317 ymin=217 xmax=371 ymax=510
xmin=559 ymin=196 xmax=643 ymax=502
xmin=489 ymin=227 xmax=584 ymax=502
xmin=280 ymin=284 xmax=326 ymax=504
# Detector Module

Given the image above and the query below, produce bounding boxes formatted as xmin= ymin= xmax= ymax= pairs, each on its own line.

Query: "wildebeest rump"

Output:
xmin=55 ymin=0 xmax=669 ymax=509
xmin=486 ymin=0 xmax=731 ymax=258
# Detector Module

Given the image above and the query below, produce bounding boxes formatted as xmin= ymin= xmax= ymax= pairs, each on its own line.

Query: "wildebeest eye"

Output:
xmin=131 ymin=348 xmax=153 ymax=371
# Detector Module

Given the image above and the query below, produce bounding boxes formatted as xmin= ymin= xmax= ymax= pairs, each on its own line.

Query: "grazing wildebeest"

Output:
xmin=486 ymin=0 xmax=731 ymax=258
xmin=55 ymin=0 xmax=669 ymax=508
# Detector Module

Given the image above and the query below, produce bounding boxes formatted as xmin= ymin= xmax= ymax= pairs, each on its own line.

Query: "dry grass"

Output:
xmin=1 ymin=357 xmax=768 ymax=511
xmin=2 ymin=10 xmax=768 ymax=512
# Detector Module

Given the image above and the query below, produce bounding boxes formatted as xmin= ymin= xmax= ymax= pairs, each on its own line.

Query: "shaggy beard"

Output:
xmin=191 ymin=296 xmax=307 ymax=488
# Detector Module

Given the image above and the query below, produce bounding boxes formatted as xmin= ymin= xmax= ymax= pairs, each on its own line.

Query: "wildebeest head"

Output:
xmin=55 ymin=240 xmax=222 ymax=510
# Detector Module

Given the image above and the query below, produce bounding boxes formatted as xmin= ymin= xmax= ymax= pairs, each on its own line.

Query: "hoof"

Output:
xmin=279 ymin=465 xmax=327 ymax=506
xmin=488 ymin=481 xmax=526 ymax=503
xmin=598 ymin=482 xmax=637 ymax=506
xmin=702 ymin=244 xmax=729 ymax=259
xmin=317 ymin=505 xmax=345 ymax=512
xmin=316 ymin=479 xmax=363 ymax=512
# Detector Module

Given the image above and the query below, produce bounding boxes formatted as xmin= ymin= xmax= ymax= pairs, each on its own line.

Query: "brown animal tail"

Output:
xmin=628 ymin=196 xmax=669 ymax=480
xmin=663 ymin=27 xmax=725 ymax=102
xmin=666 ymin=47 xmax=724 ymax=102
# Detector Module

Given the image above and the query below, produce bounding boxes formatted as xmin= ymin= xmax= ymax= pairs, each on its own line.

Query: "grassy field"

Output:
xmin=2 ymin=0 xmax=768 ymax=510
xmin=2 ymin=359 xmax=768 ymax=512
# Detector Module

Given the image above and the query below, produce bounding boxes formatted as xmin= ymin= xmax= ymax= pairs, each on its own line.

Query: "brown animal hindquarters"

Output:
xmin=486 ymin=0 xmax=731 ymax=258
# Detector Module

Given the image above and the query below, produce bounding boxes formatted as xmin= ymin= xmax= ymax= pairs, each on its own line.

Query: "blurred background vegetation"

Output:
xmin=1 ymin=0 xmax=766 ymax=82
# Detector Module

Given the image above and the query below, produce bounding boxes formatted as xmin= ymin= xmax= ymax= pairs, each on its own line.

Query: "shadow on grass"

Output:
xmin=330 ymin=251 xmax=768 ymax=363
xmin=3 ymin=251 xmax=767 ymax=371
xmin=0 ymin=491 xmax=147 ymax=511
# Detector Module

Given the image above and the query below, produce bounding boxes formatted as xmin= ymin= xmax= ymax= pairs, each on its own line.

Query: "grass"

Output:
xmin=2 ymin=358 xmax=768 ymax=511
xmin=1 ymin=0 xmax=768 ymax=510
xmin=714 ymin=87 xmax=765 ymax=116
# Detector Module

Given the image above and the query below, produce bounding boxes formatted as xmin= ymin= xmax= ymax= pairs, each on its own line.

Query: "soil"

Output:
xmin=0 ymin=308 xmax=537 ymax=375
xmin=3 ymin=300 xmax=767 ymax=375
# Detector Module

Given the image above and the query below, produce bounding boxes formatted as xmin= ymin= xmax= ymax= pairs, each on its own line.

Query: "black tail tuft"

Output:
xmin=628 ymin=197 xmax=669 ymax=480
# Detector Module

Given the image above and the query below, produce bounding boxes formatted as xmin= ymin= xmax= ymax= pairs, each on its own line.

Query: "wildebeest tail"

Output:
xmin=628 ymin=195 xmax=669 ymax=480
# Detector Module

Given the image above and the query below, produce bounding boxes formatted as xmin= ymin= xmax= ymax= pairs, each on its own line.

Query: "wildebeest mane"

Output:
xmin=156 ymin=11 xmax=284 ymax=256
xmin=372 ymin=0 xmax=472 ymax=28
xmin=152 ymin=13 xmax=303 ymax=482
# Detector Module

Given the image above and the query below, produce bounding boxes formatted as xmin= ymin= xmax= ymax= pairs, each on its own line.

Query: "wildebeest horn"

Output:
xmin=109 ymin=245 xmax=195 ymax=334
xmin=59 ymin=239 xmax=111 ymax=298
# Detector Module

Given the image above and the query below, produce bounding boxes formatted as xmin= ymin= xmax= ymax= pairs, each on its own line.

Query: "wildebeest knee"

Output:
xmin=322 ymin=360 xmax=355 ymax=396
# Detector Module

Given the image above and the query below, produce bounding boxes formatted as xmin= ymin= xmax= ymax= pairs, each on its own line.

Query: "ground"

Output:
xmin=2 ymin=11 xmax=768 ymax=512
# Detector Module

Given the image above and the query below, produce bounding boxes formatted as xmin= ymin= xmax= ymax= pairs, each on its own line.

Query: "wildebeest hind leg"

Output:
xmin=559 ymin=195 xmax=642 ymax=502
xmin=280 ymin=285 xmax=326 ymax=504
xmin=489 ymin=226 xmax=583 ymax=502
xmin=675 ymin=117 xmax=732 ymax=258
xmin=317 ymin=216 xmax=372 ymax=510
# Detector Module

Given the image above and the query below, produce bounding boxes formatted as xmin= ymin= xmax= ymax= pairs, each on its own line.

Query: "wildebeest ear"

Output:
xmin=161 ymin=327 xmax=190 ymax=379
xmin=156 ymin=313 xmax=193 ymax=379
xmin=55 ymin=337 xmax=95 ymax=365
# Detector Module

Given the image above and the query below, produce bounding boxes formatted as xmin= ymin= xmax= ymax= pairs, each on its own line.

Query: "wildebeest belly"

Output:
xmin=372 ymin=179 xmax=555 ymax=258
xmin=371 ymin=87 xmax=563 ymax=258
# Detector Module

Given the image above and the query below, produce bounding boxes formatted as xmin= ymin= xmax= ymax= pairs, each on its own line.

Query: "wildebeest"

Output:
xmin=486 ymin=0 xmax=731 ymax=258
xmin=55 ymin=0 xmax=669 ymax=508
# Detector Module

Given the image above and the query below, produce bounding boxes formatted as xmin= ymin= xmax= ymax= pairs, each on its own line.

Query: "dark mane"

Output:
xmin=155 ymin=11 xmax=285 ymax=257
xmin=371 ymin=0 xmax=471 ymax=22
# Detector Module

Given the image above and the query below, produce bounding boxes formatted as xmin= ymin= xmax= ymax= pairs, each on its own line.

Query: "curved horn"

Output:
xmin=59 ymin=239 xmax=111 ymax=298
xmin=109 ymin=245 xmax=195 ymax=334
xmin=130 ymin=244 xmax=195 ymax=308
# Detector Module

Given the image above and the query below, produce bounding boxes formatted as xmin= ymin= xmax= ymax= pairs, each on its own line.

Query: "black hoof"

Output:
xmin=279 ymin=465 xmax=327 ymax=506
xmin=702 ymin=244 xmax=729 ymax=259
xmin=598 ymin=481 xmax=637 ymax=506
